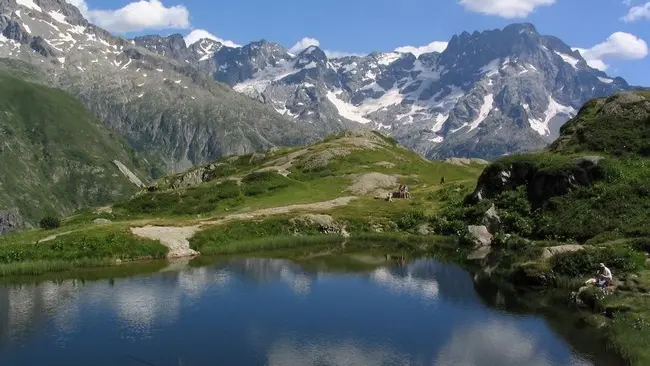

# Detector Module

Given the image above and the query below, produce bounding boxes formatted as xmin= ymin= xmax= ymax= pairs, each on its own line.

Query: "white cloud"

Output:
xmin=184 ymin=29 xmax=240 ymax=48
xmin=573 ymin=32 xmax=649 ymax=71
xmin=622 ymin=2 xmax=650 ymax=22
xmin=288 ymin=37 xmax=320 ymax=54
xmin=66 ymin=0 xmax=190 ymax=33
xmin=287 ymin=37 xmax=360 ymax=59
xmin=395 ymin=41 xmax=449 ymax=57
xmin=458 ymin=0 xmax=555 ymax=18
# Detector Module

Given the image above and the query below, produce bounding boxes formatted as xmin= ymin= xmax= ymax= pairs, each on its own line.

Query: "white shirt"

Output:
xmin=601 ymin=266 xmax=613 ymax=280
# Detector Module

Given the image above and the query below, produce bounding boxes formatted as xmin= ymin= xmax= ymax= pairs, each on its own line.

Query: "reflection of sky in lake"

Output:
xmin=0 ymin=258 xmax=597 ymax=366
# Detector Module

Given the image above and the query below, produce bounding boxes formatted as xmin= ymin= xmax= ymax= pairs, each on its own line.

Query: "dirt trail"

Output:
xmin=130 ymin=196 xmax=357 ymax=258
xmin=37 ymin=230 xmax=76 ymax=243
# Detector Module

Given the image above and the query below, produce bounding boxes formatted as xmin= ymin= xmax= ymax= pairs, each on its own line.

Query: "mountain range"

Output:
xmin=0 ymin=0 xmax=644 ymax=227
xmin=135 ymin=24 xmax=634 ymax=160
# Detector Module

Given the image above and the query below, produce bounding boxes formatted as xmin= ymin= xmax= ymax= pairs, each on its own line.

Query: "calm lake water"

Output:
xmin=0 ymin=255 xmax=613 ymax=366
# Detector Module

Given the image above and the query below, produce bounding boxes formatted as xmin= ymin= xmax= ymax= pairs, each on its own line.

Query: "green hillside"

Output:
xmin=452 ymin=91 xmax=650 ymax=365
xmin=0 ymin=129 xmax=484 ymax=271
xmin=0 ymin=63 xmax=153 ymax=226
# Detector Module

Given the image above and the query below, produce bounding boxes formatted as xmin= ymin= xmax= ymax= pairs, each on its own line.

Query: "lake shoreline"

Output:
xmin=0 ymin=230 xmax=641 ymax=365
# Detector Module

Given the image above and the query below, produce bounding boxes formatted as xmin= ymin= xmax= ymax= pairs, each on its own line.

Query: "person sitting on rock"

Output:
xmin=596 ymin=263 xmax=613 ymax=287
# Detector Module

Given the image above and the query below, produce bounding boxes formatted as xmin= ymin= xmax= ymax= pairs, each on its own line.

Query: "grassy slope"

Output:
xmin=0 ymin=64 xmax=153 ymax=223
xmin=450 ymin=91 xmax=650 ymax=365
xmin=0 ymin=130 xmax=482 ymax=272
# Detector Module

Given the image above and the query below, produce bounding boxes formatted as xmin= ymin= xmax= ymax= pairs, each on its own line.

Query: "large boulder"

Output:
xmin=481 ymin=204 xmax=501 ymax=234
xmin=467 ymin=225 xmax=493 ymax=247
xmin=466 ymin=225 xmax=493 ymax=260
xmin=542 ymin=244 xmax=589 ymax=259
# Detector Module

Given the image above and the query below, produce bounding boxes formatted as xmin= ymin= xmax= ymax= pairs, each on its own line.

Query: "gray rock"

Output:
xmin=291 ymin=214 xmax=343 ymax=235
xmin=0 ymin=208 xmax=24 ymax=236
xmin=481 ymin=204 xmax=501 ymax=234
xmin=542 ymin=244 xmax=588 ymax=259
xmin=467 ymin=225 xmax=493 ymax=247
xmin=93 ymin=218 xmax=112 ymax=225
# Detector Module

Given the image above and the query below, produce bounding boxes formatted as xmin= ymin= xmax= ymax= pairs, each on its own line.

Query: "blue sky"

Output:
xmin=70 ymin=0 xmax=650 ymax=85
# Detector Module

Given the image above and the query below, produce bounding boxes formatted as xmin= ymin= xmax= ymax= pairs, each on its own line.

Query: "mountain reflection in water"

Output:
xmin=0 ymin=257 xmax=598 ymax=366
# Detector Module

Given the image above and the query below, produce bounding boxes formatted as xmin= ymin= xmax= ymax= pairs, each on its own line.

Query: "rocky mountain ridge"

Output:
xmin=0 ymin=0 xmax=640 ymax=168
xmin=136 ymin=23 xmax=634 ymax=160
xmin=0 ymin=0 xmax=320 ymax=173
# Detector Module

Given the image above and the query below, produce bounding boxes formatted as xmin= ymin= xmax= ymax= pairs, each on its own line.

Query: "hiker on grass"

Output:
xmin=596 ymin=263 xmax=613 ymax=287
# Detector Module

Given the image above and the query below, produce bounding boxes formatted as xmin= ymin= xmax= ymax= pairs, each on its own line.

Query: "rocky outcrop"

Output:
xmin=467 ymin=154 xmax=606 ymax=206
xmin=290 ymin=214 xmax=349 ymax=237
xmin=0 ymin=208 xmax=24 ymax=236
xmin=542 ymin=244 xmax=590 ymax=259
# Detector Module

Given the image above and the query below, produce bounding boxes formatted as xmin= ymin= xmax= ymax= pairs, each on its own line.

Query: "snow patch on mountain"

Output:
xmin=554 ymin=51 xmax=580 ymax=69
xmin=233 ymin=59 xmax=300 ymax=94
xmin=16 ymin=0 xmax=42 ymax=12
xmin=377 ymin=52 xmax=401 ymax=66
xmin=527 ymin=97 xmax=577 ymax=136
xmin=451 ymin=94 xmax=494 ymax=133
xmin=326 ymin=91 xmax=371 ymax=124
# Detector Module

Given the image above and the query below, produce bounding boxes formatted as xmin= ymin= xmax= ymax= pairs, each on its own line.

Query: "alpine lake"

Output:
xmin=0 ymin=246 xmax=625 ymax=366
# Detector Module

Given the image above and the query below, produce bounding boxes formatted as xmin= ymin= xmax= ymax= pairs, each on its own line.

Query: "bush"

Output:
xmin=39 ymin=216 xmax=61 ymax=230
xmin=242 ymin=172 xmax=291 ymax=196
xmin=551 ymin=246 xmax=646 ymax=277
xmin=395 ymin=210 xmax=427 ymax=230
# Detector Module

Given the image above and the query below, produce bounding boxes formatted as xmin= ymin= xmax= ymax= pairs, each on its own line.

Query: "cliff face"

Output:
xmin=0 ymin=208 xmax=24 ymax=236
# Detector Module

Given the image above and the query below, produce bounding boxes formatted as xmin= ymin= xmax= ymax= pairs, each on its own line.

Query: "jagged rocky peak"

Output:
xmin=1 ymin=0 xmax=87 ymax=26
xmin=294 ymin=45 xmax=328 ymax=67
xmin=133 ymin=33 xmax=188 ymax=57
xmin=213 ymin=39 xmax=292 ymax=86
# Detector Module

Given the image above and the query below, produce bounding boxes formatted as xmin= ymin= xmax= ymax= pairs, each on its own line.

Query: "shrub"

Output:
xmin=629 ymin=237 xmax=650 ymax=254
xmin=551 ymin=246 xmax=646 ymax=277
xmin=39 ymin=216 xmax=61 ymax=230
xmin=395 ymin=210 xmax=426 ymax=230
xmin=242 ymin=172 xmax=291 ymax=196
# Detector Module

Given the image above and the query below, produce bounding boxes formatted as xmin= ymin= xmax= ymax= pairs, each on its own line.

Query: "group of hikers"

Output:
xmin=387 ymin=184 xmax=410 ymax=201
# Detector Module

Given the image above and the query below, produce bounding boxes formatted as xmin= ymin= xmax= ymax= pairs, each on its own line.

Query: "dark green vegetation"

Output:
xmin=0 ymin=64 xmax=154 ymax=225
xmin=39 ymin=216 xmax=61 ymax=230
xmin=448 ymin=91 xmax=650 ymax=366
